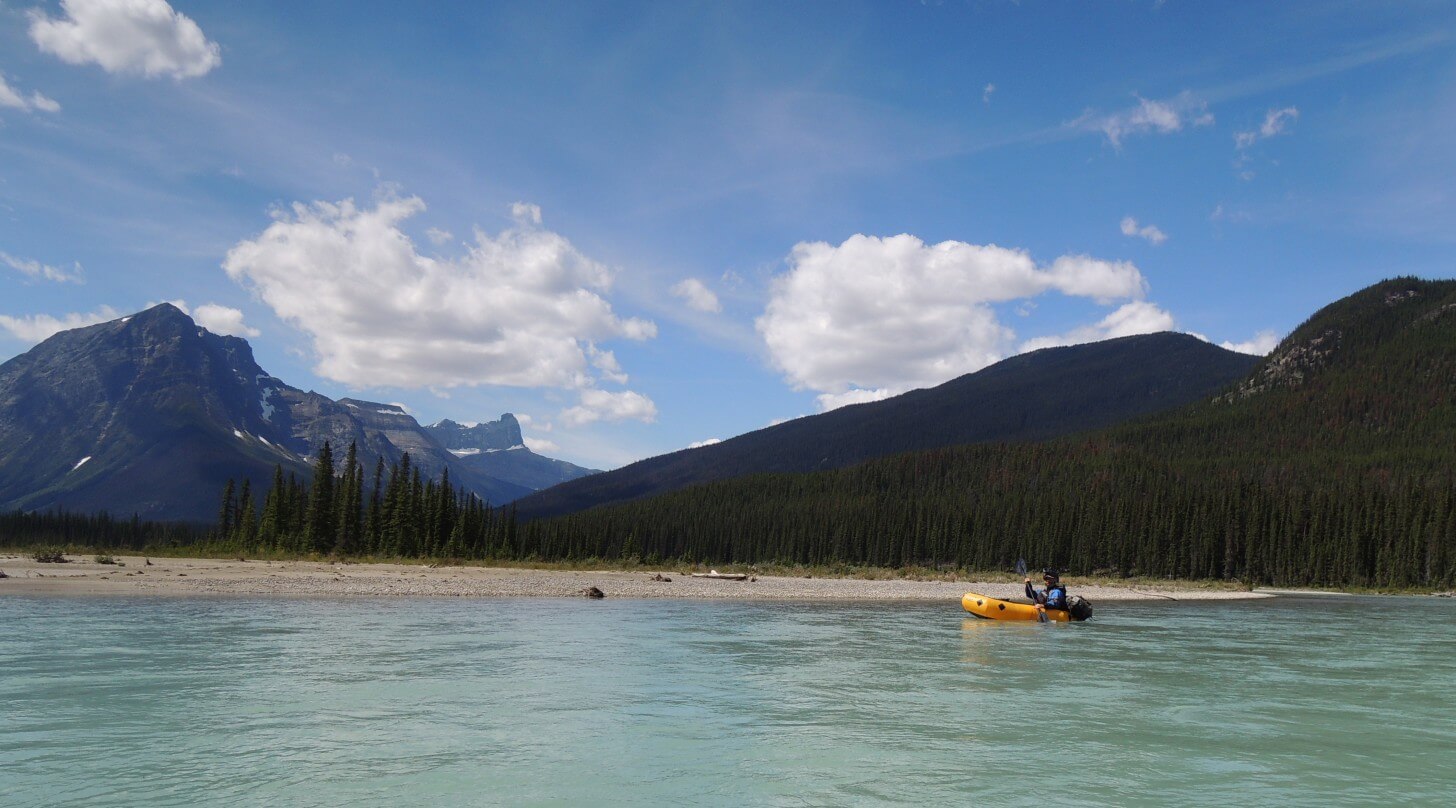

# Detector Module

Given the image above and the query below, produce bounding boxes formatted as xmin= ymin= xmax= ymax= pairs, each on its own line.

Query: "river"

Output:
xmin=2 ymin=594 xmax=1453 ymax=806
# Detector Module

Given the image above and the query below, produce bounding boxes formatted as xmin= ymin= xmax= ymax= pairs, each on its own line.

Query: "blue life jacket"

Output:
xmin=1044 ymin=584 xmax=1067 ymax=610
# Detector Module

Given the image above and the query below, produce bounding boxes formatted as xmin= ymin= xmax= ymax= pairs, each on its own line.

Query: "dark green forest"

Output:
xmin=0 ymin=508 xmax=202 ymax=551
xmin=210 ymin=441 xmax=518 ymax=560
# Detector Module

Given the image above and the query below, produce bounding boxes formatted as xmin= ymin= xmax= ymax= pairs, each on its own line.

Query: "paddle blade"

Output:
xmin=1016 ymin=558 xmax=1027 ymax=576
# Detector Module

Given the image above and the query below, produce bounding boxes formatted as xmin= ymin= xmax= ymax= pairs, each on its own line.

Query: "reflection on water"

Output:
xmin=1 ymin=595 xmax=1453 ymax=806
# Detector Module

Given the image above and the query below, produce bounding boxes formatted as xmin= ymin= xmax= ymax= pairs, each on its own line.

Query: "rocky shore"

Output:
xmin=0 ymin=554 xmax=1272 ymax=601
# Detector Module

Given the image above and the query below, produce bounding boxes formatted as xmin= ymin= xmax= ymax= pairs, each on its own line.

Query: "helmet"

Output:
xmin=1042 ymin=568 xmax=1060 ymax=580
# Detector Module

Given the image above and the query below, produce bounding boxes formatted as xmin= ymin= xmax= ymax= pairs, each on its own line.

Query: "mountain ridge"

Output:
xmin=513 ymin=331 xmax=1260 ymax=520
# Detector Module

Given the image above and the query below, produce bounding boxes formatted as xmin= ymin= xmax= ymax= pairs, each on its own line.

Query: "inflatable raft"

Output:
xmin=961 ymin=591 xmax=1090 ymax=622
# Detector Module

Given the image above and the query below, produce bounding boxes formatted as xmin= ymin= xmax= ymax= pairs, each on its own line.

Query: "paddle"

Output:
xmin=1017 ymin=558 xmax=1048 ymax=623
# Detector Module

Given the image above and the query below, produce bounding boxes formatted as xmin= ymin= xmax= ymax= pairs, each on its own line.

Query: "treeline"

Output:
xmin=517 ymin=441 xmax=1456 ymax=588
xmin=0 ymin=508 xmax=203 ymax=550
xmin=213 ymin=441 xmax=517 ymax=559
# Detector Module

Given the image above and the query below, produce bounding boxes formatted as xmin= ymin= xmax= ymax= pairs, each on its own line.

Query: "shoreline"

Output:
xmin=0 ymin=554 xmax=1276 ymax=601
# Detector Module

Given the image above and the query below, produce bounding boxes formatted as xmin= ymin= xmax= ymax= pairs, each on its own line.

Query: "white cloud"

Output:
xmin=1221 ymin=330 xmax=1281 ymax=356
xmin=1020 ymin=301 xmax=1177 ymax=352
xmin=560 ymin=388 xmax=658 ymax=427
xmin=523 ymin=436 xmax=560 ymax=454
xmin=1210 ymin=204 xmax=1252 ymax=223
xmin=1236 ymin=106 xmax=1299 ymax=149
xmin=757 ymin=233 xmax=1149 ymax=407
xmin=0 ymin=305 xmax=121 ymax=343
xmin=1120 ymin=216 xmax=1168 ymax=245
xmin=223 ymin=194 xmax=656 ymax=419
xmin=0 ymin=74 xmax=60 ymax=113
xmin=29 ymin=0 xmax=221 ymax=80
xmin=816 ymin=388 xmax=895 ymax=412
xmin=687 ymin=438 xmax=722 ymax=449
xmin=1 ymin=251 xmax=83 ymax=283
xmin=509 ymin=202 xmax=542 ymax=226
xmin=982 ymin=83 xmax=996 ymax=103
xmin=192 ymin=303 xmax=259 ymax=338
xmin=516 ymin=413 xmax=552 ymax=432
xmin=670 ymin=277 xmax=722 ymax=313
xmin=587 ymin=344 xmax=628 ymax=384
xmin=1072 ymin=91 xmax=1213 ymax=148
xmin=149 ymin=299 xmax=258 ymax=337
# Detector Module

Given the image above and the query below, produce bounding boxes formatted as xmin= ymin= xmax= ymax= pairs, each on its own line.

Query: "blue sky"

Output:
xmin=2 ymin=1 xmax=1454 ymax=469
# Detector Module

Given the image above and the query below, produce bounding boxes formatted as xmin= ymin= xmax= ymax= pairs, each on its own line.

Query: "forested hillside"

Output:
xmin=515 ymin=332 xmax=1257 ymax=519
xmin=516 ymin=278 xmax=1456 ymax=588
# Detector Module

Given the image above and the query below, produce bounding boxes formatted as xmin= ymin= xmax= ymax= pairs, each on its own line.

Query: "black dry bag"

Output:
xmin=1066 ymin=595 xmax=1093 ymax=622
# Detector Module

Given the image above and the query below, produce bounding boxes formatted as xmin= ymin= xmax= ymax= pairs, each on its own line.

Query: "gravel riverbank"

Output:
xmin=0 ymin=554 xmax=1272 ymax=601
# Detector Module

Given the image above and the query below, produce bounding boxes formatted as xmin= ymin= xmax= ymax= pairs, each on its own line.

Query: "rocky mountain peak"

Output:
xmin=424 ymin=413 xmax=524 ymax=452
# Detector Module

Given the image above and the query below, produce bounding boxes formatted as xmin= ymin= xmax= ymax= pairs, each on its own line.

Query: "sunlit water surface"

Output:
xmin=2 ymin=594 xmax=1453 ymax=806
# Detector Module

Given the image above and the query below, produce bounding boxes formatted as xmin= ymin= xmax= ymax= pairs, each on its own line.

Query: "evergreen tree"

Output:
xmin=217 ymin=478 xmax=236 ymax=540
xmin=237 ymin=478 xmax=257 ymax=547
xmin=305 ymin=441 xmax=336 ymax=554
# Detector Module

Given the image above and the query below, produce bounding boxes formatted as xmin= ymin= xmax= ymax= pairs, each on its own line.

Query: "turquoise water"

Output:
xmin=2 ymin=595 xmax=1454 ymax=807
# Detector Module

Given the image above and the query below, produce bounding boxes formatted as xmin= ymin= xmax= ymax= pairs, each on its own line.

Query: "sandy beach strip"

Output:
xmin=0 ymin=554 xmax=1273 ymax=601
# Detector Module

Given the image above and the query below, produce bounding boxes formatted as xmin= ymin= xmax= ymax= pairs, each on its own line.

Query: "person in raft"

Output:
xmin=1025 ymin=568 xmax=1068 ymax=614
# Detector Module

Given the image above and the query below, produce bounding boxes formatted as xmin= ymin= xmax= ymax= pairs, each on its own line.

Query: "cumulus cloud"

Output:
xmin=1221 ymin=330 xmax=1281 ymax=356
xmin=1120 ymin=216 xmax=1168 ymax=245
xmin=560 ymin=389 xmax=658 ymax=427
xmin=29 ymin=0 xmax=221 ymax=80
xmin=1020 ymin=301 xmax=1176 ymax=352
xmin=1072 ymin=91 xmax=1213 ymax=148
xmin=0 ymin=305 xmax=121 ymax=343
xmin=1 ymin=251 xmax=83 ymax=283
xmin=587 ymin=344 xmax=628 ymax=384
xmin=670 ymin=277 xmax=722 ymax=313
xmin=1235 ymin=107 xmax=1299 ymax=149
xmin=757 ymin=233 xmax=1149 ymax=409
xmin=516 ymin=413 xmax=552 ymax=433
xmin=687 ymin=438 xmax=722 ymax=449
xmin=192 ymin=303 xmax=259 ymax=337
xmin=982 ymin=83 xmax=996 ymax=103
xmin=153 ymin=299 xmax=259 ymax=338
xmin=223 ymin=192 xmax=656 ymax=425
xmin=0 ymin=74 xmax=60 ymax=113
xmin=523 ymin=436 xmax=560 ymax=454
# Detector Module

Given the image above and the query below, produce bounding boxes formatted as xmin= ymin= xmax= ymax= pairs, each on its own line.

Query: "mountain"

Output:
xmin=514 ymin=332 xmax=1260 ymax=519
xmin=424 ymin=415 xmax=601 ymax=492
xmin=0 ymin=304 xmax=547 ymax=520
xmin=0 ymin=304 xmax=309 ymax=522
xmin=515 ymin=278 xmax=1456 ymax=589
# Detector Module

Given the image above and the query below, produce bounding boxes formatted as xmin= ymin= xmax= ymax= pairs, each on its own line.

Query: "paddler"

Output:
xmin=1024 ymin=568 xmax=1068 ymax=614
